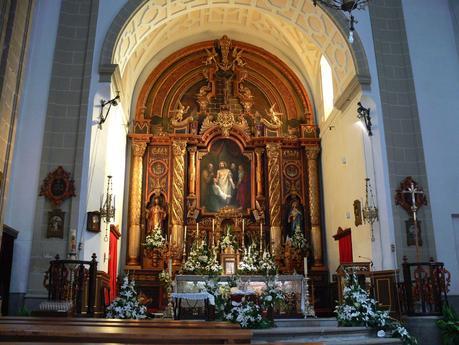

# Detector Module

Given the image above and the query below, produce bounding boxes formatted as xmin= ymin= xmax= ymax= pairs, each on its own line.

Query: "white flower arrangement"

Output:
xmin=219 ymin=225 xmax=238 ymax=251
xmin=290 ymin=225 xmax=307 ymax=250
xmin=158 ymin=270 xmax=172 ymax=289
xmin=106 ymin=276 xmax=147 ymax=319
xmin=335 ymin=273 xmax=417 ymax=345
xmin=260 ymin=278 xmax=286 ymax=310
xmin=182 ymin=240 xmax=222 ymax=275
xmin=259 ymin=251 xmax=278 ymax=275
xmin=143 ymin=225 xmax=165 ymax=250
xmin=238 ymin=244 xmax=260 ymax=274
xmin=225 ymin=299 xmax=266 ymax=328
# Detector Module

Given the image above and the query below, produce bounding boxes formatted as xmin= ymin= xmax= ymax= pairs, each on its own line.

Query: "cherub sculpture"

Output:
xmin=261 ymin=103 xmax=283 ymax=130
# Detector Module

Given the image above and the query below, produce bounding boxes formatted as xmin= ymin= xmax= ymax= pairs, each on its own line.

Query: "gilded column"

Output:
xmin=266 ymin=143 xmax=282 ymax=255
xmin=171 ymin=141 xmax=187 ymax=257
xmin=188 ymin=146 xmax=197 ymax=196
xmin=127 ymin=140 xmax=147 ymax=266
xmin=255 ymin=148 xmax=264 ymax=198
xmin=305 ymin=146 xmax=323 ymax=267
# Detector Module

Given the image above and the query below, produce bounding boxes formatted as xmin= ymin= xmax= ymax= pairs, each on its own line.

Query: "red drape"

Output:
xmin=333 ymin=227 xmax=353 ymax=264
xmin=108 ymin=229 xmax=119 ymax=302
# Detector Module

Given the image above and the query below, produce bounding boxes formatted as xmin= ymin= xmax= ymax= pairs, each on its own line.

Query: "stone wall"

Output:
xmin=369 ymin=0 xmax=435 ymax=265
xmin=26 ymin=0 xmax=99 ymax=301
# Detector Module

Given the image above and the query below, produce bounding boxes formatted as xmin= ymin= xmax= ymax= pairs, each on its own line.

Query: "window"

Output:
xmin=320 ymin=55 xmax=334 ymax=120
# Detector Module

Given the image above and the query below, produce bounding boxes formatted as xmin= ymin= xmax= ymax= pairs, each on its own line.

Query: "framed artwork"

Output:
xmin=405 ymin=218 xmax=422 ymax=247
xmin=198 ymin=139 xmax=253 ymax=214
xmin=39 ymin=166 xmax=76 ymax=206
xmin=87 ymin=211 xmax=101 ymax=233
xmin=47 ymin=209 xmax=65 ymax=238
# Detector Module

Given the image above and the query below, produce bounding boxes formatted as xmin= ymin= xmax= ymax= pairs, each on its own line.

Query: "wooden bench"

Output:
xmin=0 ymin=316 xmax=240 ymax=329
xmin=0 ymin=318 xmax=325 ymax=345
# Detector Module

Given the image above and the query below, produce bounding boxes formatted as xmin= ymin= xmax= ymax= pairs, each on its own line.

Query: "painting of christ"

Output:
xmin=199 ymin=139 xmax=251 ymax=213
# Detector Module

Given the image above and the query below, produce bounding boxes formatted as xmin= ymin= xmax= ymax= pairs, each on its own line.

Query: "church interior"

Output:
xmin=0 ymin=1 xmax=458 ymax=344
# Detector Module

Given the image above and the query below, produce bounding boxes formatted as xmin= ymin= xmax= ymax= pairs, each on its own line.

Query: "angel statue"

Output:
xmin=261 ymin=103 xmax=283 ymax=130
xmin=170 ymin=101 xmax=193 ymax=128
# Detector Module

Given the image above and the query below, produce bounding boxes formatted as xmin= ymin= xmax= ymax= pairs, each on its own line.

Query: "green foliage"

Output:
xmin=436 ymin=304 xmax=459 ymax=345
xmin=17 ymin=306 xmax=30 ymax=316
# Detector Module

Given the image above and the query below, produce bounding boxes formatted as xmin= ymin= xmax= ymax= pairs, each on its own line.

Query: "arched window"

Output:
xmin=320 ymin=55 xmax=334 ymax=120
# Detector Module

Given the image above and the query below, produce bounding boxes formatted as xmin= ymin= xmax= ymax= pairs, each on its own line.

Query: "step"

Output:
xmin=274 ymin=318 xmax=338 ymax=328
xmin=252 ymin=326 xmax=402 ymax=345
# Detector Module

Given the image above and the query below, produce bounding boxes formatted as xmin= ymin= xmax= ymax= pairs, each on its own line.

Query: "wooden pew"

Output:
xmin=0 ymin=316 xmax=240 ymax=329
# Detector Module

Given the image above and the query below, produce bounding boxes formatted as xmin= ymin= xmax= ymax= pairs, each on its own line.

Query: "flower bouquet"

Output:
xmin=106 ymin=276 xmax=147 ymax=319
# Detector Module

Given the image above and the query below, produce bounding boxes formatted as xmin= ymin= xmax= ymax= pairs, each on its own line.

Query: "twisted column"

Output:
xmin=305 ymin=146 xmax=323 ymax=267
xmin=127 ymin=140 xmax=147 ymax=266
xmin=266 ymin=143 xmax=282 ymax=255
xmin=171 ymin=141 xmax=187 ymax=256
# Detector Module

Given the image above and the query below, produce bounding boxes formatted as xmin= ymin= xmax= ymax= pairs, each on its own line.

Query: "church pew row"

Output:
xmin=0 ymin=316 xmax=241 ymax=328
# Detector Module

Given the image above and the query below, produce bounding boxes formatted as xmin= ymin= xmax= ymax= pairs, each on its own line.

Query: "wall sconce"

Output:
xmin=357 ymin=102 xmax=372 ymax=136
xmin=100 ymin=175 xmax=115 ymax=241
xmin=98 ymin=92 xmax=120 ymax=129
xmin=362 ymin=178 xmax=378 ymax=241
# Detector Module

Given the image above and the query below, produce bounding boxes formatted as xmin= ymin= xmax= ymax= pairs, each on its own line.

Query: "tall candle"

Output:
xmin=259 ymin=223 xmax=263 ymax=252
xmin=304 ymin=257 xmax=308 ymax=277
xmin=242 ymin=219 xmax=245 ymax=247
xmin=184 ymin=225 xmax=187 ymax=243
xmin=70 ymin=229 xmax=77 ymax=254
xmin=168 ymin=257 xmax=172 ymax=277
xmin=212 ymin=219 xmax=215 ymax=246
xmin=196 ymin=222 xmax=199 ymax=239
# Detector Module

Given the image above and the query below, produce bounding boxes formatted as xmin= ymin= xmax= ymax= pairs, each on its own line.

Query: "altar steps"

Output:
xmin=251 ymin=319 xmax=402 ymax=345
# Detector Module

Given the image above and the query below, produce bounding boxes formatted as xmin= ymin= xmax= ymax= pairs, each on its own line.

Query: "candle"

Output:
xmin=70 ymin=229 xmax=77 ymax=254
xmin=184 ymin=225 xmax=187 ymax=243
xmin=259 ymin=223 xmax=263 ymax=252
xmin=242 ymin=219 xmax=245 ymax=247
xmin=196 ymin=222 xmax=199 ymax=239
xmin=212 ymin=219 xmax=215 ymax=246
xmin=168 ymin=257 xmax=172 ymax=277
xmin=304 ymin=257 xmax=308 ymax=277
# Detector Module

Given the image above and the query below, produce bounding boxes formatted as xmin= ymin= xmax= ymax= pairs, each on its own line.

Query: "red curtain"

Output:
xmin=333 ymin=227 xmax=353 ymax=264
xmin=108 ymin=228 xmax=119 ymax=301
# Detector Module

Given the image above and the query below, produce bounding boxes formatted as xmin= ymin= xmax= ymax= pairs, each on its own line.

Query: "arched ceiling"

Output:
xmin=109 ymin=1 xmax=362 ymax=120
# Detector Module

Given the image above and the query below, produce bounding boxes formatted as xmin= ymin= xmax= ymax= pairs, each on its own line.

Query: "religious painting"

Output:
xmin=47 ymin=209 xmax=65 ymax=238
xmin=199 ymin=139 xmax=251 ymax=213
xmin=405 ymin=218 xmax=422 ymax=247
xmin=87 ymin=211 xmax=101 ymax=233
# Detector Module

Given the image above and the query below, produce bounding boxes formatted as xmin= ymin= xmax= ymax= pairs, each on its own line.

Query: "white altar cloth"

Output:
xmin=171 ymin=292 xmax=215 ymax=305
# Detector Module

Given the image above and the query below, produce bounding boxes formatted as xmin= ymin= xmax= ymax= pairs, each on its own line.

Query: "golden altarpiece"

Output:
xmin=125 ymin=36 xmax=328 ymax=312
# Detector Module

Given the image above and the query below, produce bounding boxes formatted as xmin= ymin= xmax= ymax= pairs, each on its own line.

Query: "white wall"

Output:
xmin=4 ymin=0 xmax=62 ymax=293
xmin=402 ymin=0 xmax=459 ymax=294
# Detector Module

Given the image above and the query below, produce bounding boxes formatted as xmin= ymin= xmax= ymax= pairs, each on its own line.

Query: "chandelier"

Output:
xmin=312 ymin=0 xmax=369 ymax=43
xmin=362 ymin=178 xmax=378 ymax=241
xmin=100 ymin=175 xmax=116 ymax=241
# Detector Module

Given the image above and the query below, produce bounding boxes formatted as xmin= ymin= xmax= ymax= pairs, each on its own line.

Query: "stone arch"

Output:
xmin=99 ymin=1 xmax=370 ymax=88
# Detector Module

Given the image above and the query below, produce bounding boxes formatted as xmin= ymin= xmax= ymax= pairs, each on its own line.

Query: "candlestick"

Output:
xmin=304 ymin=257 xmax=308 ymax=277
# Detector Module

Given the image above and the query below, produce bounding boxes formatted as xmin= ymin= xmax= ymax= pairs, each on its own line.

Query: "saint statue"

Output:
xmin=145 ymin=196 xmax=166 ymax=234
xmin=287 ymin=200 xmax=302 ymax=239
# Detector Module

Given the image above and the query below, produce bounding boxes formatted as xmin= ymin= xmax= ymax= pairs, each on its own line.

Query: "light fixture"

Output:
xmin=362 ymin=178 xmax=378 ymax=241
xmin=98 ymin=91 xmax=120 ymax=129
xmin=312 ymin=0 xmax=369 ymax=43
xmin=100 ymin=175 xmax=115 ymax=241
xmin=357 ymin=102 xmax=372 ymax=136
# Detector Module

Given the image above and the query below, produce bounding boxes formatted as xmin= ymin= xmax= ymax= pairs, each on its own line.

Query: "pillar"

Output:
xmin=126 ymin=140 xmax=147 ymax=266
xmin=170 ymin=141 xmax=187 ymax=258
xmin=305 ymin=146 xmax=324 ymax=267
xmin=266 ymin=143 xmax=282 ymax=255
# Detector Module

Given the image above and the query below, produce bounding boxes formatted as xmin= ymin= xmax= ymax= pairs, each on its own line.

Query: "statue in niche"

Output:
xmin=145 ymin=194 xmax=166 ymax=235
xmin=284 ymin=198 xmax=304 ymax=240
